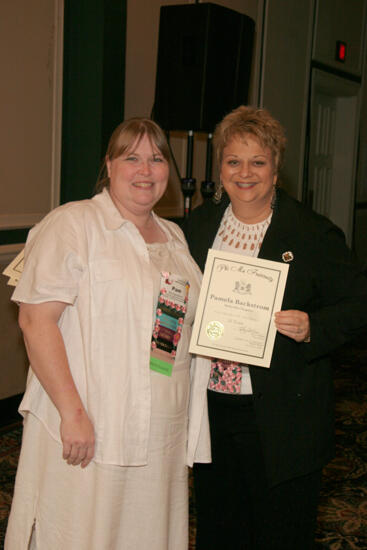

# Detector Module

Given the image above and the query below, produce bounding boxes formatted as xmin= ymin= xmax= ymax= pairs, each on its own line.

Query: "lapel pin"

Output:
xmin=282 ymin=251 xmax=294 ymax=263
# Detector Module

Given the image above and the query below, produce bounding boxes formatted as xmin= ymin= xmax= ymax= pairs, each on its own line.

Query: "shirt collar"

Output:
xmin=93 ymin=188 xmax=131 ymax=231
xmin=92 ymin=188 xmax=168 ymax=237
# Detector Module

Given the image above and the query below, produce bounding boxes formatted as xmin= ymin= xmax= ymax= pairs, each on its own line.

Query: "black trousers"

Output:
xmin=194 ymin=390 xmax=322 ymax=550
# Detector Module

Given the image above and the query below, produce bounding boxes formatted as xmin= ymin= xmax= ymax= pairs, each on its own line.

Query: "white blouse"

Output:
xmin=211 ymin=204 xmax=272 ymax=394
xmin=13 ymin=189 xmax=210 ymax=467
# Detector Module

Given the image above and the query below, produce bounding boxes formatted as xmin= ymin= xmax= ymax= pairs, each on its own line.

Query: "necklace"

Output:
xmin=217 ymin=204 xmax=272 ymax=256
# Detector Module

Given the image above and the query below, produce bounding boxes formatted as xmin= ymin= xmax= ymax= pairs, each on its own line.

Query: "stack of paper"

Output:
xmin=2 ymin=249 xmax=24 ymax=287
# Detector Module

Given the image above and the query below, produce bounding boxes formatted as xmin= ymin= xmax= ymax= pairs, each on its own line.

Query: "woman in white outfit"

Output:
xmin=5 ymin=118 xmax=211 ymax=550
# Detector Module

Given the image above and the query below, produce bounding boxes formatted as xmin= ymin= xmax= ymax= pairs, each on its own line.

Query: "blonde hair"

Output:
xmin=95 ymin=117 xmax=170 ymax=193
xmin=213 ymin=105 xmax=286 ymax=172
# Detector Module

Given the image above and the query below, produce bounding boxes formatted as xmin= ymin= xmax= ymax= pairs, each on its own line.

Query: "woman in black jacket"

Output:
xmin=184 ymin=105 xmax=367 ymax=550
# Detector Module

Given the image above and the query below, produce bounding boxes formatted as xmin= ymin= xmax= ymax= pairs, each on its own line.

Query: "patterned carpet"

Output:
xmin=0 ymin=422 xmax=22 ymax=549
xmin=1 ymin=337 xmax=366 ymax=549
xmin=314 ymin=337 xmax=367 ymax=550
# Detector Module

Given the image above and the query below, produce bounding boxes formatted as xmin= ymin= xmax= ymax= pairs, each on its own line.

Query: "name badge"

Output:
xmin=150 ymin=272 xmax=190 ymax=376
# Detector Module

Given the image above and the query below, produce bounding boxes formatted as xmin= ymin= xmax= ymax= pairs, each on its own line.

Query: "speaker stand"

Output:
xmin=181 ymin=130 xmax=196 ymax=218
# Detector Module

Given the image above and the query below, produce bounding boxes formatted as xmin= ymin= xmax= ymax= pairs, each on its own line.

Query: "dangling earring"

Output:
xmin=270 ymin=183 xmax=278 ymax=210
xmin=213 ymin=180 xmax=223 ymax=204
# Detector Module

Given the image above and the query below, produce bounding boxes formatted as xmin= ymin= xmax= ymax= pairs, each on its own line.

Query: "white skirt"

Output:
xmin=5 ymin=368 xmax=190 ymax=550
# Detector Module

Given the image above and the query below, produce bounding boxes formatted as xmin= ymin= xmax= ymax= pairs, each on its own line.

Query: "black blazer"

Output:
xmin=184 ymin=189 xmax=367 ymax=486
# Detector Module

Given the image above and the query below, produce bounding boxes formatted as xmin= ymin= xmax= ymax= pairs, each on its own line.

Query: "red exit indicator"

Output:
xmin=336 ymin=40 xmax=346 ymax=62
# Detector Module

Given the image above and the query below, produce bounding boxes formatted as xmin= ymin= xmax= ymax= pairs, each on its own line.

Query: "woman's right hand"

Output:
xmin=18 ymin=302 xmax=96 ymax=469
xmin=60 ymin=408 xmax=95 ymax=468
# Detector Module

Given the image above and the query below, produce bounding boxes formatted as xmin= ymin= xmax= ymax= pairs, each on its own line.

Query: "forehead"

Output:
xmin=125 ymin=133 xmax=160 ymax=154
xmin=223 ymin=134 xmax=271 ymax=156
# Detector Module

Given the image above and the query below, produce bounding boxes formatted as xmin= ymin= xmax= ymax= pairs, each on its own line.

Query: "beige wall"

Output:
xmin=0 ymin=0 xmax=63 ymax=399
xmin=0 ymin=248 xmax=28 ymax=399
xmin=260 ymin=0 xmax=315 ymax=199
xmin=0 ymin=0 xmax=63 ymax=230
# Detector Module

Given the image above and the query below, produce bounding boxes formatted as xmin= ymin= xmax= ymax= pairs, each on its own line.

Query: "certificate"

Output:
xmin=189 ymin=249 xmax=289 ymax=367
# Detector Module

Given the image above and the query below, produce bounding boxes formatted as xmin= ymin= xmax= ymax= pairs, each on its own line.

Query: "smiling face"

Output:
xmin=220 ymin=134 xmax=278 ymax=222
xmin=106 ymin=133 xmax=169 ymax=219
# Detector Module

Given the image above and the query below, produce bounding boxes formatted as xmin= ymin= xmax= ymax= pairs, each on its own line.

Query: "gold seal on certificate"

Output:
xmin=189 ymin=249 xmax=289 ymax=368
xmin=206 ymin=321 xmax=224 ymax=340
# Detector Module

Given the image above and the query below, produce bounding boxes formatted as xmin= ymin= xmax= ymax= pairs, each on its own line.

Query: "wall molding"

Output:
xmin=0 ymin=243 xmax=24 ymax=265
xmin=0 ymin=213 xmax=46 ymax=230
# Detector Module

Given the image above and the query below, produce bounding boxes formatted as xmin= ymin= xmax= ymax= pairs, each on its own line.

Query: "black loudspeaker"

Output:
xmin=153 ymin=2 xmax=255 ymax=132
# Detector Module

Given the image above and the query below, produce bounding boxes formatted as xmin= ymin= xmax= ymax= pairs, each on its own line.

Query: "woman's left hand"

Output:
xmin=274 ymin=310 xmax=310 ymax=342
